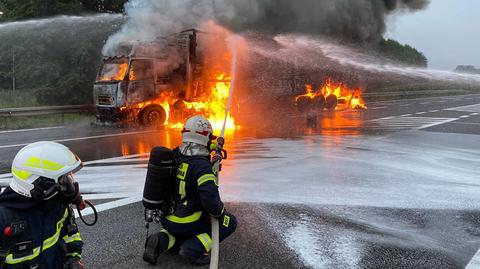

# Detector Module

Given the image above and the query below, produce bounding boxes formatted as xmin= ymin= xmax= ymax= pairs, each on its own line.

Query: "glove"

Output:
xmin=213 ymin=207 xmax=226 ymax=219
xmin=64 ymin=257 xmax=86 ymax=269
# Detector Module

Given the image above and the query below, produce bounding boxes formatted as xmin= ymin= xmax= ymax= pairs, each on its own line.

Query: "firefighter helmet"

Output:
xmin=10 ymin=141 xmax=83 ymax=198
xmin=181 ymin=115 xmax=216 ymax=146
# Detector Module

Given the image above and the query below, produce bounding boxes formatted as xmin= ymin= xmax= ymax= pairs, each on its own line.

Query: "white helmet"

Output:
xmin=181 ymin=115 xmax=216 ymax=146
xmin=10 ymin=141 xmax=82 ymax=198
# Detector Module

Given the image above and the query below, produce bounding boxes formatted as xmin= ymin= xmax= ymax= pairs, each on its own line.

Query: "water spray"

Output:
xmin=210 ymin=35 xmax=239 ymax=269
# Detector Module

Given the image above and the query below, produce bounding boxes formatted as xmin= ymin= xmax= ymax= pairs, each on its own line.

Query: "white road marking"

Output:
xmin=472 ymin=113 xmax=479 ymax=116
xmin=0 ymin=126 xmax=64 ymax=134
xmin=0 ymin=130 xmax=156 ymax=149
xmin=400 ymin=104 xmax=411 ymax=107
xmin=399 ymin=114 xmax=412 ymax=117
xmin=75 ymin=195 xmax=142 ymax=218
xmin=83 ymin=192 xmax=138 ymax=200
xmin=429 ymin=110 xmax=439 ymax=113
xmin=460 ymin=115 xmax=470 ymax=119
xmin=420 ymin=102 xmax=430 ymax=105
xmin=466 ymin=249 xmax=480 ymax=269
xmin=370 ymin=106 xmax=387 ymax=110
xmin=446 ymin=103 xmax=480 ymax=113
xmin=415 ymin=118 xmax=459 ymax=130
xmin=369 ymin=116 xmax=458 ymax=131
xmin=416 ymin=112 xmax=427 ymax=115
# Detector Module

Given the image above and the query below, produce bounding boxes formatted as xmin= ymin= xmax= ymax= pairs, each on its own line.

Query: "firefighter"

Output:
xmin=143 ymin=115 xmax=237 ymax=266
xmin=0 ymin=141 xmax=86 ymax=269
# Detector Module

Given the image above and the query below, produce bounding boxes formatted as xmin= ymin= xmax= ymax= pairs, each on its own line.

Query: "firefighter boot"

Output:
xmin=143 ymin=230 xmax=175 ymax=265
xmin=179 ymin=248 xmax=210 ymax=266
xmin=178 ymin=233 xmax=211 ymax=266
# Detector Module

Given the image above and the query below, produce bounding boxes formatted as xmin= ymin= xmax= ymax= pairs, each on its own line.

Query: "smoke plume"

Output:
xmin=103 ymin=0 xmax=430 ymax=56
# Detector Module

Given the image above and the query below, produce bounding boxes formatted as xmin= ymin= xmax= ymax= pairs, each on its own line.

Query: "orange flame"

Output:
xmin=295 ymin=79 xmax=367 ymax=110
xmin=99 ymin=63 xmax=128 ymax=81
xmin=128 ymin=73 xmax=238 ymax=135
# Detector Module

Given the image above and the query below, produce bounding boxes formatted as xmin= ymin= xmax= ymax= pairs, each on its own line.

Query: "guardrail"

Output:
xmin=0 ymin=105 xmax=95 ymax=129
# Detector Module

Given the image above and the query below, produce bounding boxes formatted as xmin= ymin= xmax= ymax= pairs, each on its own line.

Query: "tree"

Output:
xmin=0 ymin=0 xmax=126 ymax=21
xmin=0 ymin=0 xmax=83 ymax=20
xmin=378 ymin=39 xmax=428 ymax=67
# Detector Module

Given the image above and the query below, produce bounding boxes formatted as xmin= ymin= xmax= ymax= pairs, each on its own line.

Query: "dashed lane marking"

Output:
xmin=0 ymin=126 xmax=64 ymax=134
xmin=446 ymin=103 xmax=480 ymax=113
xmin=429 ymin=110 xmax=439 ymax=113
xmin=460 ymin=115 xmax=470 ymax=119
xmin=399 ymin=114 xmax=412 ymax=117
xmin=472 ymin=113 xmax=479 ymax=116
xmin=0 ymin=130 xmax=156 ymax=150
xmin=415 ymin=112 xmax=427 ymax=115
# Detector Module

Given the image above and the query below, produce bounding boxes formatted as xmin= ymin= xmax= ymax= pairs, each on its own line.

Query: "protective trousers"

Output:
xmin=157 ymin=212 xmax=237 ymax=260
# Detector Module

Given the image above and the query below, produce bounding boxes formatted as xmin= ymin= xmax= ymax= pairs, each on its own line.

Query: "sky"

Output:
xmin=386 ymin=0 xmax=480 ymax=70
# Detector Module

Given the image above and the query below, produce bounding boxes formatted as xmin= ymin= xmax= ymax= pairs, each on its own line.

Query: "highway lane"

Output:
xmin=0 ymin=93 xmax=480 ymax=268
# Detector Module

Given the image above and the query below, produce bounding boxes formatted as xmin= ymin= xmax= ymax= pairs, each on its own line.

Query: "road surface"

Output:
xmin=1 ymin=94 xmax=480 ymax=268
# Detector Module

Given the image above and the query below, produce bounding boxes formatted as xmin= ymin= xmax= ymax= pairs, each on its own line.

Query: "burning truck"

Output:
xmin=93 ymin=29 xmax=236 ymax=129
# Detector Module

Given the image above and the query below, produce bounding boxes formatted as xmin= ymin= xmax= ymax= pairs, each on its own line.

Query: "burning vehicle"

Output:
xmin=295 ymin=79 xmax=367 ymax=112
xmin=93 ymin=28 xmax=236 ymax=130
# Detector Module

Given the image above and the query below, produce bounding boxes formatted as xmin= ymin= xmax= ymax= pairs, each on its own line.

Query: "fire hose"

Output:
xmin=210 ymin=37 xmax=238 ymax=269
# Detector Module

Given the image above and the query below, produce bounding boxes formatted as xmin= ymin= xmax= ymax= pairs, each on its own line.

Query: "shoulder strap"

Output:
xmin=0 ymin=207 xmax=20 ymax=266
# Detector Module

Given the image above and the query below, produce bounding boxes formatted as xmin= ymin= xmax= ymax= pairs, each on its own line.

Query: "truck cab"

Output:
xmin=93 ymin=30 xmax=200 ymax=126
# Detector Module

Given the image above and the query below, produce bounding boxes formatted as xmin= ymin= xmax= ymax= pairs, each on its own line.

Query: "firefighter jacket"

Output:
xmin=164 ymin=149 xmax=225 ymax=224
xmin=0 ymin=187 xmax=83 ymax=269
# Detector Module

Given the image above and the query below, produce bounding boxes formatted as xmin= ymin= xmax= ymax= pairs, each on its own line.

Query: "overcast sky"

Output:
xmin=386 ymin=0 xmax=480 ymax=70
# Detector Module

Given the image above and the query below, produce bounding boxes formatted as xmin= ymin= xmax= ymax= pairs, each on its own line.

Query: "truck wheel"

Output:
xmin=140 ymin=105 xmax=167 ymax=127
xmin=313 ymin=94 xmax=326 ymax=110
xmin=325 ymin=94 xmax=338 ymax=110
xmin=296 ymin=96 xmax=313 ymax=113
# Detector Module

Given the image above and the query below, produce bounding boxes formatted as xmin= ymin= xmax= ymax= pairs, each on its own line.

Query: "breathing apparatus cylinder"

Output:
xmin=142 ymin=147 xmax=175 ymax=212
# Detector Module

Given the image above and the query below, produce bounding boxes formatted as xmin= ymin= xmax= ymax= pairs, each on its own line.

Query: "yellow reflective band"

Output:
xmin=177 ymin=163 xmax=188 ymax=180
xmin=11 ymin=168 xmax=32 ymax=180
xmin=165 ymin=211 xmax=202 ymax=224
xmin=179 ymin=180 xmax=186 ymax=200
xmin=197 ymin=174 xmax=217 ymax=187
xmin=23 ymin=157 xmax=65 ymax=171
xmin=196 ymin=233 xmax=212 ymax=252
xmin=5 ymin=208 xmax=69 ymax=265
xmin=63 ymin=232 xmax=82 ymax=244
xmin=160 ymin=229 xmax=176 ymax=250
xmin=223 ymin=215 xmax=231 ymax=228
xmin=66 ymin=253 xmax=82 ymax=259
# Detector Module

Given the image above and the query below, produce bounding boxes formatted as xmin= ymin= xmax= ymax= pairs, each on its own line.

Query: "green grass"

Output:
xmin=0 ymin=89 xmax=39 ymax=108
xmin=0 ymin=114 xmax=94 ymax=130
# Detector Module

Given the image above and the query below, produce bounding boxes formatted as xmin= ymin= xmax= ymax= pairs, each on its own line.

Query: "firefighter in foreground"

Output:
xmin=0 ymin=141 xmax=85 ymax=269
xmin=143 ymin=115 xmax=237 ymax=265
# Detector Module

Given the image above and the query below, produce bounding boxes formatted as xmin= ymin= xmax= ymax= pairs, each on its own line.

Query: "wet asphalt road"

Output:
xmin=1 ymin=93 xmax=480 ymax=268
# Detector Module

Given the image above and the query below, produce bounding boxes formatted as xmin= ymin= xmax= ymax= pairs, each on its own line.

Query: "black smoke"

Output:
xmin=216 ymin=0 xmax=430 ymax=43
xmin=104 ymin=0 xmax=430 ymax=55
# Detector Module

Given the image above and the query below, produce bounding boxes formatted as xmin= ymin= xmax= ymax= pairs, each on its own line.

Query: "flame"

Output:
xmin=127 ymin=73 xmax=238 ymax=135
xmin=176 ymin=73 xmax=237 ymax=135
xmin=99 ymin=63 xmax=128 ymax=81
xmin=295 ymin=79 xmax=367 ymax=110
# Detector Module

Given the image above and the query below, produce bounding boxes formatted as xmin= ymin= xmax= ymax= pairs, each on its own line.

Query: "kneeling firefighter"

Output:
xmin=0 ymin=142 xmax=86 ymax=269
xmin=143 ymin=115 xmax=237 ymax=265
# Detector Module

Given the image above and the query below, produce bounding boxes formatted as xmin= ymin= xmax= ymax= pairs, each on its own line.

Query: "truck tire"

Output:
xmin=296 ymin=96 xmax=313 ymax=113
xmin=140 ymin=105 xmax=167 ymax=127
xmin=313 ymin=94 xmax=326 ymax=110
xmin=325 ymin=94 xmax=338 ymax=110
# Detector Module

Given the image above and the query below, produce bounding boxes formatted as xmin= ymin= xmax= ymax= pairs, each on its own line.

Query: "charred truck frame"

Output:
xmin=93 ymin=29 xmax=215 ymax=126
